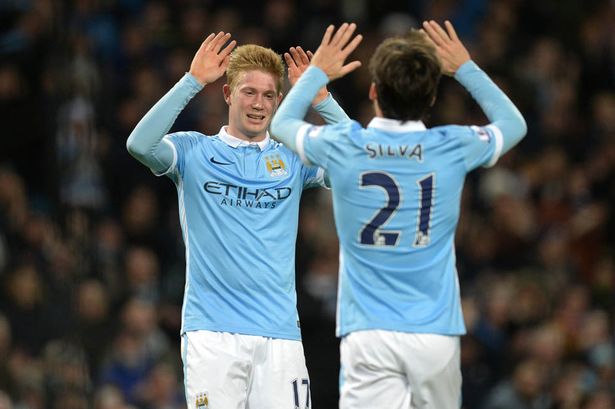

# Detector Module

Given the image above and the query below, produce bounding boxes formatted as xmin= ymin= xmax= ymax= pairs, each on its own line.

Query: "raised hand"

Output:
xmin=189 ymin=32 xmax=237 ymax=86
xmin=285 ymin=46 xmax=328 ymax=105
xmin=310 ymin=23 xmax=363 ymax=81
xmin=285 ymin=46 xmax=313 ymax=86
xmin=422 ymin=20 xmax=470 ymax=76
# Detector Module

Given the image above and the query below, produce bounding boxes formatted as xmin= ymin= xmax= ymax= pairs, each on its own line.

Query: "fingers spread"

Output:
xmin=430 ymin=21 xmax=450 ymax=42
xmin=289 ymin=47 xmax=302 ymax=65
xmin=340 ymin=60 xmax=362 ymax=77
xmin=213 ymin=32 xmax=232 ymax=53
xmin=207 ymin=32 xmax=225 ymax=51
xmin=420 ymin=28 xmax=438 ymax=49
xmin=220 ymin=54 xmax=231 ymax=70
xmin=295 ymin=47 xmax=310 ymax=65
xmin=331 ymin=23 xmax=350 ymax=46
xmin=321 ymin=25 xmax=335 ymax=46
xmin=342 ymin=33 xmax=363 ymax=57
xmin=339 ymin=23 xmax=357 ymax=48
xmin=200 ymin=33 xmax=216 ymax=51
xmin=219 ymin=39 xmax=236 ymax=58
xmin=422 ymin=21 xmax=446 ymax=46
xmin=444 ymin=20 xmax=459 ymax=41
xmin=284 ymin=52 xmax=296 ymax=69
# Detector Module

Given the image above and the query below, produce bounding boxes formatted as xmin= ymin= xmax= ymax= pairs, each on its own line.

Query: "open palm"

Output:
xmin=310 ymin=23 xmax=363 ymax=81
xmin=189 ymin=31 xmax=237 ymax=85
xmin=285 ymin=46 xmax=329 ymax=105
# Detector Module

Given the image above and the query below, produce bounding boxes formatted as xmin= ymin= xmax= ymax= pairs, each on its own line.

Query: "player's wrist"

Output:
xmin=453 ymin=60 xmax=476 ymax=79
xmin=184 ymin=72 xmax=206 ymax=90
xmin=311 ymin=90 xmax=330 ymax=106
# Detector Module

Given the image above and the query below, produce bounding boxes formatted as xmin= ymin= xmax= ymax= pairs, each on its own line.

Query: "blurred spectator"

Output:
xmin=134 ymin=361 xmax=183 ymax=409
xmin=99 ymin=331 xmax=154 ymax=405
xmin=43 ymin=339 xmax=90 ymax=407
xmin=1 ymin=263 xmax=50 ymax=355
xmin=73 ymin=279 xmax=114 ymax=376
xmin=94 ymin=384 xmax=136 ymax=409
xmin=481 ymin=359 xmax=551 ymax=409
xmin=120 ymin=298 xmax=170 ymax=362
xmin=0 ymin=391 xmax=12 ymax=409
xmin=0 ymin=315 xmax=13 ymax=395
xmin=122 ymin=246 xmax=161 ymax=303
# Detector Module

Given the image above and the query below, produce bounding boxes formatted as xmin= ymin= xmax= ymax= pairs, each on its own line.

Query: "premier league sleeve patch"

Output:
xmin=471 ymin=125 xmax=492 ymax=143
xmin=306 ymin=125 xmax=324 ymax=138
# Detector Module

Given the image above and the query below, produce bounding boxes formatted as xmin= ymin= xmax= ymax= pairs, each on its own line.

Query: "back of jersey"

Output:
xmin=301 ymin=118 xmax=501 ymax=337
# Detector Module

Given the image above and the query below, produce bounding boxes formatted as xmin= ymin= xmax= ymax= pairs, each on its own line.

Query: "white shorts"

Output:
xmin=340 ymin=330 xmax=461 ymax=409
xmin=181 ymin=330 xmax=311 ymax=409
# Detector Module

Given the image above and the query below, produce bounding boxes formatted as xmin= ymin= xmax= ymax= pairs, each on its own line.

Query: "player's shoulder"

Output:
xmin=427 ymin=124 xmax=479 ymax=145
xmin=269 ymin=138 xmax=301 ymax=156
xmin=269 ymin=139 xmax=307 ymax=164
xmin=334 ymin=119 xmax=363 ymax=134
xmin=312 ymin=119 xmax=364 ymax=143
xmin=431 ymin=124 xmax=496 ymax=144
xmin=167 ymin=130 xmax=225 ymax=146
xmin=166 ymin=130 xmax=209 ymax=140
xmin=429 ymin=124 xmax=473 ymax=137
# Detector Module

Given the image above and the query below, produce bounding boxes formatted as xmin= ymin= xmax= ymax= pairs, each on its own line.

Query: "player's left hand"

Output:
xmin=422 ymin=20 xmax=470 ymax=76
xmin=310 ymin=23 xmax=363 ymax=81
xmin=285 ymin=46 xmax=329 ymax=105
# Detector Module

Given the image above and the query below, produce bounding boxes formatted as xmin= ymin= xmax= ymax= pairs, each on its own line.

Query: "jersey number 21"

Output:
xmin=359 ymin=171 xmax=435 ymax=248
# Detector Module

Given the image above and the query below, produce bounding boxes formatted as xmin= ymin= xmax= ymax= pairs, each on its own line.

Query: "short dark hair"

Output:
xmin=369 ymin=30 xmax=442 ymax=121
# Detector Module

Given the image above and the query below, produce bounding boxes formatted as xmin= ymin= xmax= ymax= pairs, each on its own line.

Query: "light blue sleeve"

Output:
xmin=454 ymin=60 xmax=527 ymax=163
xmin=301 ymin=165 xmax=327 ymax=189
xmin=163 ymin=132 xmax=203 ymax=178
xmin=312 ymin=93 xmax=350 ymax=124
xmin=270 ymin=66 xmax=330 ymax=153
xmin=301 ymin=123 xmax=349 ymax=169
xmin=454 ymin=125 xmax=501 ymax=171
xmin=126 ymin=73 xmax=203 ymax=174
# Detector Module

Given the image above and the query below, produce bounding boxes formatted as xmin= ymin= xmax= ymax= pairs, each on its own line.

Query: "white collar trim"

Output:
xmin=219 ymin=126 xmax=269 ymax=150
xmin=367 ymin=117 xmax=427 ymax=132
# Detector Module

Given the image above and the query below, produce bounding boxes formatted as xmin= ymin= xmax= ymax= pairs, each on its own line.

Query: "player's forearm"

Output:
xmin=126 ymin=73 xmax=203 ymax=172
xmin=313 ymin=93 xmax=350 ymax=124
xmin=271 ymin=66 xmax=329 ymax=151
xmin=455 ymin=61 xmax=527 ymax=154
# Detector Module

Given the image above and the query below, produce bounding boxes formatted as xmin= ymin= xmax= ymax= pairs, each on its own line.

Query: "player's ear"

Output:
xmin=368 ymin=82 xmax=378 ymax=102
xmin=223 ymin=84 xmax=232 ymax=105
xmin=277 ymin=92 xmax=283 ymax=105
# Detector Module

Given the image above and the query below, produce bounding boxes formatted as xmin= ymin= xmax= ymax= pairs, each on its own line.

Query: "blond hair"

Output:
xmin=226 ymin=44 xmax=285 ymax=93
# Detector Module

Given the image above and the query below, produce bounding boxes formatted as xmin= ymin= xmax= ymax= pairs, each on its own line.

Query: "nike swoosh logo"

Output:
xmin=209 ymin=157 xmax=233 ymax=165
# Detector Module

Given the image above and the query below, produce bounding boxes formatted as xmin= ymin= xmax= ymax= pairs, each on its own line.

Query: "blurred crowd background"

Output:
xmin=1 ymin=0 xmax=615 ymax=408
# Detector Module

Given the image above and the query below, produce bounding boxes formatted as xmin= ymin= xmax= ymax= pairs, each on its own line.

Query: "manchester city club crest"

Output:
xmin=264 ymin=154 xmax=288 ymax=177
xmin=196 ymin=392 xmax=209 ymax=409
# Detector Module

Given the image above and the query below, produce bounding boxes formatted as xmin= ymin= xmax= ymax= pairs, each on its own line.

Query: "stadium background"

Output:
xmin=1 ymin=0 xmax=614 ymax=408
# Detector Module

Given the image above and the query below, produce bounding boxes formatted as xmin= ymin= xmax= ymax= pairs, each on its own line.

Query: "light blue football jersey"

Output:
xmin=297 ymin=117 xmax=504 ymax=337
xmin=161 ymin=127 xmax=325 ymax=340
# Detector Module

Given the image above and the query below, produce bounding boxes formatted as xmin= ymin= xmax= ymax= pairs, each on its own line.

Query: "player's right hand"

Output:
xmin=310 ymin=23 xmax=363 ymax=81
xmin=189 ymin=32 xmax=237 ymax=86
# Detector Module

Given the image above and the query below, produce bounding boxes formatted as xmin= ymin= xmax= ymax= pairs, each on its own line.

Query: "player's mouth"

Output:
xmin=247 ymin=113 xmax=266 ymax=121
